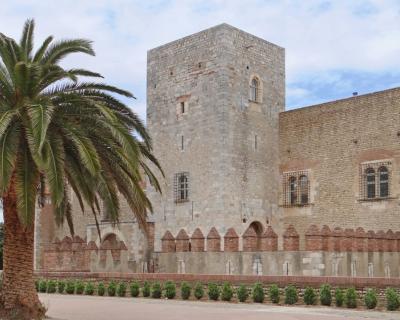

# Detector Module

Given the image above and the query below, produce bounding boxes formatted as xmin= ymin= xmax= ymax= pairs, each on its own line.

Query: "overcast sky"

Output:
xmin=2 ymin=0 xmax=400 ymax=116
xmin=1 ymin=0 xmax=400 ymax=222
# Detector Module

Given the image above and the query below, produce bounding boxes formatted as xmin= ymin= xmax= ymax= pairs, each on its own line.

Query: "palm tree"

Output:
xmin=0 ymin=19 xmax=161 ymax=319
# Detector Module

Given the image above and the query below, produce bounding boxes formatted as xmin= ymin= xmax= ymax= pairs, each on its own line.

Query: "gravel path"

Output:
xmin=40 ymin=294 xmax=400 ymax=320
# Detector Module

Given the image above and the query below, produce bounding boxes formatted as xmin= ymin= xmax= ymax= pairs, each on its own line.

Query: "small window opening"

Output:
xmin=250 ymin=77 xmax=259 ymax=102
xmin=181 ymin=102 xmax=185 ymax=114
xmin=254 ymin=135 xmax=258 ymax=150
xmin=181 ymin=135 xmax=184 ymax=151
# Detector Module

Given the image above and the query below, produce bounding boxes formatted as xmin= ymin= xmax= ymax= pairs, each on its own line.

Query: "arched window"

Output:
xmin=250 ymin=77 xmax=259 ymax=102
xmin=289 ymin=176 xmax=297 ymax=205
xmin=378 ymin=166 xmax=389 ymax=197
xmin=299 ymin=175 xmax=309 ymax=204
xmin=365 ymin=168 xmax=375 ymax=199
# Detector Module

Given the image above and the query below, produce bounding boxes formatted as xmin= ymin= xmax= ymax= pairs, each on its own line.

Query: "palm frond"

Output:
xmin=19 ymin=19 xmax=34 ymax=61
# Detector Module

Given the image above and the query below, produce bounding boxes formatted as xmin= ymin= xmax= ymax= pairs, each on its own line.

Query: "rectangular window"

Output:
xmin=282 ymin=170 xmax=310 ymax=207
xmin=181 ymin=102 xmax=185 ymax=114
xmin=360 ymin=161 xmax=391 ymax=200
xmin=174 ymin=172 xmax=189 ymax=203
xmin=181 ymin=135 xmax=184 ymax=151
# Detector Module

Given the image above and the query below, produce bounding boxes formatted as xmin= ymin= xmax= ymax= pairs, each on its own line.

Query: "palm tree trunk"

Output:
xmin=1 ymin=182 xmax=44 ymax=319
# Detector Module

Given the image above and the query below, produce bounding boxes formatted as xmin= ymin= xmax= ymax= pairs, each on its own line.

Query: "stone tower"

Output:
xmin=146 ymin=24 xmax=285 ymax=251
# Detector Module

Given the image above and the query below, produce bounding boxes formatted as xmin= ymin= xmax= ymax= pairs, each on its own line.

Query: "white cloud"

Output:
xmin=0 ymin=0 xmax=400 ymax=120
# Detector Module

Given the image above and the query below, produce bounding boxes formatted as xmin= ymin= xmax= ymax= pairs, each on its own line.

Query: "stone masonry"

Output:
xmin=36 ymin=23 xmax=400 ymax=277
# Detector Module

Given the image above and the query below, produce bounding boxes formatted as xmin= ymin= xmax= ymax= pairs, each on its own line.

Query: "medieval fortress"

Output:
xmin=35 ymin=24 xmax=400 ymax=278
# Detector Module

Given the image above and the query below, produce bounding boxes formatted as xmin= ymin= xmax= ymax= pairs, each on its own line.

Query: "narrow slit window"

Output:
xmin=254 ymin=135 xmax=258 ymax=150
xmin=181 ymin=135 xmax=184 ymax=151
xmin=181 ymin=102 xmax=185 ymax=114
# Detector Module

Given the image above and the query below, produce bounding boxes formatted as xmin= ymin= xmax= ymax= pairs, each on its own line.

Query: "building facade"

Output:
xmin=36 ymin=24 xmax=400 ymax=277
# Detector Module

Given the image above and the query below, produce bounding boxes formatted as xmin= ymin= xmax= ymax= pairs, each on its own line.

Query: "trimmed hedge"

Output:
xmin=364 ymin=289 xmax=377 ymax=309
xmin=335 ymin=288 xmax=344 ymax=307
xmin=237 ymin=285 xmax=248 ymax=303
xmin=345 ymin=287 xmax=357 ymax=308
xmin=181 ymin=282 xmax=191 ymax=300
xmin=284 ymin=285 xmax=298 ymax=305
xmin=130 ymin=282 xmax=140 ymax=297
xmin=164 ymin=281 xmax=176 ymax=299
xmin=208 ymin=283 xmax=220 ymax=301
xmin=35 ymin=277 xmax=400 ymax=311
xmin=320 ymin=284 xmax=332 ymax=306
xmin=252 ymin=283 xmax=264 ymax=303
xmin=221 ymin=283 xmax=233 ymax=302
xmin=194 ymin=283 xmax=204 ymax=300
xmin=303 ymin=287 xmax=317 ymax=305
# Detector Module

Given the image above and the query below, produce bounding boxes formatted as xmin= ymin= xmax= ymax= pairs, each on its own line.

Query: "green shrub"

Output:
xmin=194 ymin=283 xmax=204 ymax=300
xmin=208 ymin=283 xmax=220 ymax=301
xmin=237 ymin=285 xmax=248 ymax=303
xmin=345 ymin=288 xmax=357 ymax=308
xmin=221 ymin=283 xmax=233 ymax=302
xmin=117 ymin=282 xmax=127 ymax=297
xmin=151 ymin=282 xmax=162 ymax=299
xmin=364 ymin=289 xmax=377 ymax=309
xmin=335 ymin=288 xmax=344 ymax=307
xmin=85 ymin=282 xmax=95 ymax=295
xmin=76 ymin=281 xmax=85 ymax=295
xmin=284 ymin=285 xmax=298 ymax=305
xmin=47 ymin=280 xmax=57 ymax=294
xmin=39 ymin=280 xmax=48 ymax=293
xmin=130 ymin=282 xmax=140 ymax=297
xmin=164 ymin=281 xmax=176 ymax=299
xmin=252 ymin=283 xmax=265 ymax=303
xmin=319 ymin=284 xmax=332 ymax=306
xmin=65 ymin=280 xmax=75 ymax=294
xmin=269 ymin=284 xmax=280 ymax=304
xmin=57 ymin=280 xmax=66 ymax=294
xmin=180 ymin=282 xmax=191 ymax=300
xmin=107 ymin=281 xmax=117 ymax=296
xmin=97 ymin=282 xmax=105 ymax=296
xmin=303 ymin=287 xmax=317 ymax=305
xmin=386 ymin=288 xmax=400 ymax=311
xmin=142 ymin=281 xmax=151 ymax=297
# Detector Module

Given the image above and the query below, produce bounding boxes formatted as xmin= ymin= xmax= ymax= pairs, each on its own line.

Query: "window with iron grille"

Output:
xmin=174 ymin=172 xmax=189 ymax=203
xmin=282 ymin=170 xmax=310 ymax=207
xmin=360 ymin=161 xmax=391 ymax=200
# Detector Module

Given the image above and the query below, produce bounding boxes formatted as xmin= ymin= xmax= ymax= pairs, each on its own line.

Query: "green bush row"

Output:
xmin=35 ymin=279 xmax=400 ymax=310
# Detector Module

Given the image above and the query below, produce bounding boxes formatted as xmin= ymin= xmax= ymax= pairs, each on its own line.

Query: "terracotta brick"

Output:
xmin=283 ymin=225 xmax=299 ymax=251
xmin=331 ymin=227 xmax=344 ymax=252
xmin=305 ymin=225 xmax=323 ymax=251
xmin=320 ymin=225 xmax=331 ymax=251
xmin=260 ymin=226 xmax=278 ymax=251
xmin=386 ymin=230 xmax=396 ymax=252
xmin=206 ymin=227 xmax=221 ymax=252
xmin=242 ymin=226 xmax=258 ymax=251
xmin=190 ymin=228 xmax=205 ymax=252
xmin=161 ymin=231 xmax=175 ymax=253
xmin=367 ymin=230 xmax=377 ymax=252
xmin=224 ymin=228 xmax=239 ymax=252
xmin=354 ymin=227 xmax=367 ymax=252
xmin=343 ymin=228 xmax=354 ymax=252
xmin=376 ymin=230 xmax=385 ymax=252
xmin=175 ymin=229 xmax=190 ymax=252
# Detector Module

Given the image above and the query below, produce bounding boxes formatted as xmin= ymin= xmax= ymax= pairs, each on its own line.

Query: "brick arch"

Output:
xmin=95 ymin=227 xmax=127 ymax=247
xmin=243 ymin=221 xmax=264 ymax=251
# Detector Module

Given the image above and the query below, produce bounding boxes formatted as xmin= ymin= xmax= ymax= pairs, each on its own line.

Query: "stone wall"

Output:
xmin=279 ymin=88 xmax=400 ymax=248
xmin=146 ymin=23 xmax=284 ymax=253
